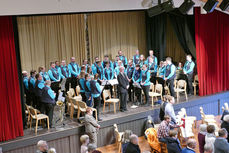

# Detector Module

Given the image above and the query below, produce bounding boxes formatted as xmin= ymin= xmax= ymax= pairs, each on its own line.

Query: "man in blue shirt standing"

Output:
xmin=146 ymin=50 xmax=158 ymax=66
xmin=183 ymin=55 xmax=195 ymax=95
xmin=90 ymin=74 xmax=102 ymax=121
xmin=125 ymin=60 xmax=135 ymax=102
xmin=40 ymin=80 xmax=56 ymax=128
xmin=29 ymin=70 xmax=36 ymax=107
xmin=118 ymin=50 xmax=128 ymax=68
xmin=34 ymin=73 xmax=45 ymax=110
xmin=22 ymin=71 xmax=31 ymax=105
xmin=91 ymin=56 xmax=100 ymax=74
xmin=132 ymin=50 xmax=140 ymax=65
xmin=102 ymin=55 xmax=113 ymax=69
xmin=68 ymin=57 xmax=80 ymax=90
xmin=103 ymin=62 xmax=114 ymax=97
xmin=164 ymin=57 xmax=176 ymax=97
xmin=59 ymin=60 xmax=70 ymax=91
xmin=132 ymin=64 xmax=142 ymax=105
xmin=141 ymin=64 xmax=151 ymax=106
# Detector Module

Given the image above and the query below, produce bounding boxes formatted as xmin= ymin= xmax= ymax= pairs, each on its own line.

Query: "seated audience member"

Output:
xmin=125 ymin=134 xmax=141 ymax=153
xmin=87 ymin=144 xmax=96 ymax=153
xmin=0 ymin=147 xmax=2 ymax=153
xmin=122 ymin=130 xmax=134 ymax=153
xmin=84 ymin=108 xmax=100 ymax=147
xmin=181 ymin=138 xmax=197 ymax=153
xmin=221 ymin=115 xmax=229 ymax=142
xmin=157 ymin=115 xmax=177 ymax=142
xmin=214 ymin=128 xmax=229 ymax=153
xmin=198 ymin=124 xmax=207 ymax=153
xmin=205 ymin=125 xmax=216 ymax=151
xmin=204 ymin=143 xmax=213 ymax=153
xmin=36 ymin=140 xmax=48 ymax=153
xmin=80 ymin=134 xmax=90 ymax=153
xmin=48 ymin=148 xmax=56 ymax=153
xmin=164 ymin=96 xmax=176 ymax=124
xmin=92 ymin=151 xmax=102 ymax=153
xmin=165 ymin=130 xmax=182 ymax=153
xmin=145 ymin=127 xmax=161 ymax=153
xmin=40 ymin=80 xmax=56 ymax=128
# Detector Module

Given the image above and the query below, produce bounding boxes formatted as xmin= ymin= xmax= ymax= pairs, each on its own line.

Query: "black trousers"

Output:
xmin=93 ymin=97 xmax=101 ymax=118
xmin=186 ymin=73 xmax=194 ymax=94
xmin=128 ymin=81 xmax=133 ymax=102
xmin=71 ymin=77 xmax=78 ymax=90
xmin=167 ymin=79 xmax=175 ymax=97
xmin=150 ymin=72 xmax=157 ymax=85
xmin=51 ymin=82 xmax=60 ymax=101
xmin=142 ymin=85 xmax=150 ymax=105
xmin=134 ymin=87 xmax=142 ymax=103
xmin=80 ymin=92 xmax=87 ymax=102
xmin=41 ymin=103 xmax=54 ymax=127
xmin=120 ymin=92 xmax=128 ymax=111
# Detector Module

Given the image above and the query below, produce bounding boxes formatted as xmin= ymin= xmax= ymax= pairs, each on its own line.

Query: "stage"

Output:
xmin=1 ymin=91 xmax=229 ymax=153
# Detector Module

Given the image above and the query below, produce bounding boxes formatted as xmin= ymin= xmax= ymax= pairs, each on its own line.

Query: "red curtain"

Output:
xmin=0 ymin=17 xmax=24 ymax=142
xmin=195 ymin=8 xmax=229 ymax=96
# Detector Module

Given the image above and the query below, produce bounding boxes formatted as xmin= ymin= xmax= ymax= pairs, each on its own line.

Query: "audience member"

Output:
xmin=205 ymin=125 xmax=216 ymax=152
xmin=157 ymin=115 xmax=177 ymax=141
xmin=48 ymin=148 xmax=56 ymax=153
xmin=88 ymin=144 xmax=96 ymax=153
xmin=221 ymin=114 xmax=229 ymax=142
xmin=198 ymin=124 xmax=207 ymax=153
xmin=80 ymin=134 xmax=90 ymax=153
xmin=92 ymin=150 xmax=102 ymax=153
xmin=164 ymin=96 xmax=176 ymax=124
xmin=125 ymin=134 xmax=141 ymax=153
xmin=165 ymin=130 xmax=182 ymax=153
xmin=36 ymin=140 xmax=48 ymax=153
xmin=214 ymin=128 xmax=229 ymax=153
xmin=181 ymin=138 xmax=197 ymax=153
xmin=204 ymin=143 xmax=213 ymax=153
xmin=84 ymin=108 xmax=100 ymax=147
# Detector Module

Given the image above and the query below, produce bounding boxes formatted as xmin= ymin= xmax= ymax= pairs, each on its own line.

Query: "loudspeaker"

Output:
xmin=161 ymin=0 xmax=175 ymax=12
xmin=203 ymin=0 xmax=219 ymax=13
xmin=179 ymin=0 xmax=195 ymax=14
xmin=219 ymin=0 xmax=229 ymax=11
xmin=147 ymin=5 xmax=165 ymax=17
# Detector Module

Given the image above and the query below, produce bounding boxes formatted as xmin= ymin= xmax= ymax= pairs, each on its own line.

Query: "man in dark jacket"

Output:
xmin=214 ymin=128 xmax=229 ymax=153
xmin=221 ymin=115 xmax=229 ymax=142
xmin=125 ymin=134 xmax=141 ymax=153
xmin=165 ymin=130 xmax=182 ymax=153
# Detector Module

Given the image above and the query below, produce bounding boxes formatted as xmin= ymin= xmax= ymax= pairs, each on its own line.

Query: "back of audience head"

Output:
xmin=199 ymin=124 xmax=207 ymax=134
xmin=218 ymin=128 xmax=228 ymax=138
xmin=204 ymin=143 xmax=213 ymax=153
xmin=80 ymin=134 xmax=89 ymax=145
xmin=167 ymin=95 xmax=175 ymax=104
xmin=37 ymin=140 xmax=48 ymax=152
xmin=223 ymin=114 xmax=229 ymax=123
xmin=207 ymin=125 xmax=215 ymax=134
xmin=129 ymin=134 xmax=139 ymax=145
xmin=88 ymin=144 xmax=96 ymax=153
xmin=186 ymin=138 xmax=197 ymax=150
xmin=169 ymin=130 xmax=178 ymax=138
xmin=48 ymin=148 xmax=56 ymax=153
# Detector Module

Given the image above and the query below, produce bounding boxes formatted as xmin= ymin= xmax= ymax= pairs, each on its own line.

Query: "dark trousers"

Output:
xmin=93 ymin=97 xmax=101 ymax=119
xmin=142 ymin=85 xmax=150 ymax=105
xmin=85 ymin=92 xmax=92 ymax=107
xmin=41 ymin=103 xmax=54 ymax=127
xmin=134 ymin=87 xmax=142 ymax=103
xmin=167 ymin=79 xmax=175 ymax=97
xmin=186 ymin=73 xmax=193 ymax=94
xmin=150 ymin=72 xmax=157 ymax=84
xmin=51 ymin=82 xmax=60 ymax=101
xmin=71 ymin=77 xmax=77 ymax=90
xmin=128 ymin=81 xmax=133 ymax=102
xmin=120 ymin=92 xmax=128 ymax=111
xmin=80 ymin=92 xmax=87 ymax=102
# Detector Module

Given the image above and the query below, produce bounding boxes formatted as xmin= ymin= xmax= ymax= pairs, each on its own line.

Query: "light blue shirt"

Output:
xmin=142 ymin=70 xmax=151 ymax=86
xmin=68 ymin=62 xmax=80 ymax=77
xmin=92 ymin=80 xmax=101 ymax=98
xmin=146 ymin=55 xmax=158 ymax=66
xmin=38 ymin=81 xmax=45 ymax=89
xmin=23 ymin=77 xmax=29 ymax=90
xmin=183 ymin=61 xmax=195 ymax=74
xmin=119 ymin=56 xmax=128 ymax=65
xmin=148 ymin=62 xmax=157 ymax=73
xmin=164 ymin=64 xmax=176 ymax=80
xmin=46 ymin=86 xmax=55 ymax=99
xmin=48 ymin=68 xmax=60 ymax=82
xmin=132 ymin=69 xmax=142 ymax=83
xmin=158 ymin=66 xmax=166 ymax=77
xmin=29 ymin=77 xmax=36 ymax=88
xmin=58 ymin=66 xmax=69 ymax=79
xmin=103 ymin=68 xmax=114 ymax=80
xmin=40 ymin=72 xmax=50 ymax=81
xmin=91 ymin=63 xmax=98 ymax=75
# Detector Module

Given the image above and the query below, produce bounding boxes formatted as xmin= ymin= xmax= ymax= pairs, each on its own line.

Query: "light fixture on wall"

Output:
xmin=203 ymin=0 xmax=219 ymax=13
xmin=179 ymin=0 xmax=195 ymax=14
xmin=219 ymin=0 xmax=229 ymax=11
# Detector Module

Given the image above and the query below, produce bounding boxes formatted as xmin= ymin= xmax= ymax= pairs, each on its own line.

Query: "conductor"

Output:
xmin=117 ymin=66 xmax=129 ymax=112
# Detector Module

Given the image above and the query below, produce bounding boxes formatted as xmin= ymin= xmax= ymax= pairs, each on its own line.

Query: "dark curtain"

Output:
xmin=146 ymin=12 xmax=167 ymax=61
xmin=0 ymin=16 xmax=24 ymax=142
xmin=168 ymin=9 xmax=196 ymax=58
xmin=195 ymin=8 xmax=229 ymax=96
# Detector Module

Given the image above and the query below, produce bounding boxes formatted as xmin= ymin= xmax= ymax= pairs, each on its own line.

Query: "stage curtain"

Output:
xmin=146 ymin=12 xmax=167 ymax=61
xmin=165 ymin=17 xmax=186 ymax=65
xmin=195 ymin=8 xmax=229 ymax=96
xmin=168 ymin=10 xmax=196 ymax=58
xmin=17 ymin=14 xmax=86 ymax=71
xmin=88 ymin=11 xmax=146 ymax=62
xmin=0 ymin=16 xmax=24 ymax=142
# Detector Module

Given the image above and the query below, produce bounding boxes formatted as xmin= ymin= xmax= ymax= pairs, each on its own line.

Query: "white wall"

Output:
xmin=0 ymin=0 xmax=145 ymax=16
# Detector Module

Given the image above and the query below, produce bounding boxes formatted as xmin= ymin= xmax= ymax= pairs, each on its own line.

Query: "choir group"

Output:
xmin=22 ymin=50 xmax=195 ymax=125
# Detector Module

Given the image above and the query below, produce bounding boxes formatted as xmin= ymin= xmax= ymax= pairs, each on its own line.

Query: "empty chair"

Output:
xmin=192 ymin=75 xmax=198 ymax=96
xmin=114 ymin=124 xmax=124 ymax=153
xmin=174 ymin=80 xmax=188 ymax=101
xmin=199 ymin=107 xmax=216 ymax=125
xmin=77 ymin=100 xmax=97 ymax=121
xmin=103 ymin=90 xmax=120 ymax=113
xmin=180 ymin=108 xmax=197 ymax=128
xmin=149 ymin=84 xmax=163 ymax=108
xmin=29 ymin=106 xmax=49 ymax=133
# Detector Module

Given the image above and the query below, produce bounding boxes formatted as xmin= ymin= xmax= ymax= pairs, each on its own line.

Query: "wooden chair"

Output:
xmin=224 ymin=103 xmax=229 ymax=111
xmin=164 ymin=80 xmax=177 ymax=96
xmin=199 ymin=107 xmax=216 ymax=124
xmin=174 ymin=80 xmax=188 ymax=101
xmin=76 ymin=100 xmax=97 ymax=121
xmin=114 ymin=124 xmax=124 ymax=153
xmin=76 ymin=85 xmax=81 ymax=96
xmin=29 ymin=107 xmax=49 ymax=133
xmin=149 ymin=84 xmax=163 ymax=108
xmin=67 ymin=88 xmax=76 ymax=97
xmin=192 ymin=75 xmax=198 ymax=96
xmin=68 ymin=97 xmax=79 ymax=119
xmin=159 ymin=142 xmax=168 ymax=153
xmin=180 ymin=108 xmax=197 ymax=128
xmin=102 ymin=90 xmax=120 ymax=113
